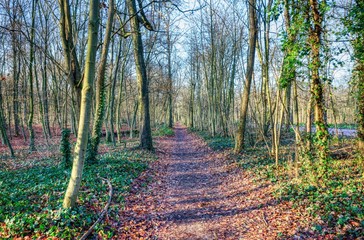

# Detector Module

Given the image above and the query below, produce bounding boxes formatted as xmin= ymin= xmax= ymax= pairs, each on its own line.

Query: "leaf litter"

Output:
xmin=117 ymin=125 xmax=323 ymax=239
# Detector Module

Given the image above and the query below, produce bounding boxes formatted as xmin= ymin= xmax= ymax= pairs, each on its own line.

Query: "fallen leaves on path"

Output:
xmin=117 ymin=125 xmax=323 ymax=239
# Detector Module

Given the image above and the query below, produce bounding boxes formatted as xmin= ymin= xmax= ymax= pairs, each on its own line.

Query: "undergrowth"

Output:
xmin=0 ymin=150 xmax=156 ymax=238
xmin=189 ymin=128 xmax=233 ymax=150
xmin=191 ymin=128 xmax=364 ymax=238
xmin=299 ymin=123 xmax=357 ymax=129
xmin=153 ymin=124 xmax=174 ymax=137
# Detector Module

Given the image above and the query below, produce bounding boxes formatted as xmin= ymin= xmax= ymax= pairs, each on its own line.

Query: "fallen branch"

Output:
xmin=262 ymin=212 xmax=269 ymax=226
xmin=79 ymin=178 xmax=113 ymax=240
xmin=330 ymin=146 xmax=353 ymax=153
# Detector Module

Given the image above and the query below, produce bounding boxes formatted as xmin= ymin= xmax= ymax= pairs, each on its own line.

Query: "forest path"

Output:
xmin=118 ymin=124 xmax=310 ymax=239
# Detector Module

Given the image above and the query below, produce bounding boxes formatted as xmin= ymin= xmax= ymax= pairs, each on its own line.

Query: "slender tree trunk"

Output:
xmin=63 ymin=0 xmax=99 ymax=208
xmin=0 ymin=82 xmax=14 ymax=157
xmin=285 ymin=82 xmax=292 ymax=132
xmin=130 ymin=100 xmax=139 ymax=139
xmin=109 ymin=39 xmax=122 ymax=146
xmin=127 ymin=0 xmax=153 ymax=150
xmin=309 ymin=0 xmax=329 ymax=170
xmin=283 ymin=0 xmax=301 ymax=166
xmin=234 ymin=0 xmax=257 ymax=153
xmin=34 ymin=56 xmax=49 ymax=141
xmin=11 ymin=27 xmax=20 ymax=136
xmin=27 ymin=0 xmax=37 ymax=151
xmin=306 ymin=92 xmax=312 ymax=150
xmin=189 ymin=82 xmax=195 ymax=128
xmin=89 ymin=0 xmax=114 ymax=162
xmin=293 ymin=79 xmax=301 ymax=168
xmin=273 ymin=88 xmax=282 ymax=165
xmin=42 ymin=15 xmax=51 ymax=138
xmin=165 ymin=17 xmax=173 ymax=128
xmin=116 ymin=44 xmax=129 ymax=142
xmin=358 ymin=62 xmax=364 ymax=153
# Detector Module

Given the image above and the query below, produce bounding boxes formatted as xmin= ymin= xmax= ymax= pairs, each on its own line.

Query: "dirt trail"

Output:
xmin=118 ymin=124 xmax=311 ymax=239
xmin=158 ymin=124 xmax=228 ymax=239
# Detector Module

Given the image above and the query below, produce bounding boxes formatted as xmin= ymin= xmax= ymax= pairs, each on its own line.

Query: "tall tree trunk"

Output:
xmin=283 ymin=0 xmax=301 ymax=165
xmin=234 ymin=0 xmax=257 ymax=153
xmin=309 ymin=0 xmax=329 ymax=171
xmin=42 ymin=13 xmax=52 ymax=138
xmin=34 ymin=55 xmax=49 ymax=141
xmin=89 ymin=0 xmax=114 ymax=162
xmin=11 ymin=12 xmax=20 ymax=137
xmin=63 ymin=0 xmax=99 ymax=208
xmin=127 ymin=0 xmax=153 ymax=150
xmin=116 ymin=42 xmax=130 ymax=142
xmin=358 ymin=62 xmax=364 ymax=153
xmin=293 ymin=79 xmax=301 ymax=168
xmin=108 ymin=39 xmax=122 ymax=146
xmin=27 ymin=0 xmax=37 ymax=151
xmin=166 ymin=22 xmax=173 ymax=128
xmin=347 ymin=0 xmax=364 ymax=153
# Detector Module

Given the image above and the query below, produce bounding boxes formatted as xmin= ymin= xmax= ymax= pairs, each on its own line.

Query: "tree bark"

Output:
xmin=0 ymin=82 xmax=14 ymax=157
xmin=166 ymin=21 xmax=173 ymax=128
xmin=58 ymin=0 xmax=82 ymax=117
xmin=89 ymin=0 xmax=115 ymax=162
xmin=108 ymin=39 xmax=122 ymax=146
xmin=11 ymin=5 xmax=20 ymax=136
xmin=358 ymin=63 xmax=364 ymax=153
xmin=309 ymin=0 xmax=329 ymax=169
xmin=234 ymin=0 xmax=257 ymax=153
xmin=27 ymin=0 xmax=37 ymax=151
xmin=63 ymin=0 xmax=99 ymax=208
xmin=127 ymin=0 xmax=153 ymax=150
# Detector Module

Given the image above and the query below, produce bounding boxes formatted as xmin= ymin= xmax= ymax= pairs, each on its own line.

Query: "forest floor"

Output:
xmin=1 ymin=124 xmax=362 ymax=238
xmin=118 ymin=124 xmax=320 ymax=239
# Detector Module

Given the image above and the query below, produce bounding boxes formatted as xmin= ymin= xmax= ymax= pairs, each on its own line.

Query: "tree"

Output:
xmin=234 ymin=0 xmax=258 ymax=153
xmin=89 ymin=0 xmax=115 ymax=163
xmin=0 ymin=81 xmax=14 ymax=157
xmin=27 ymin=0 xmax=37 ymax=151
xmin=345 ymin=0 xmax=364 ymax=153
xmin=9 ymin=1 xmax=21 ymax=137
xmin=165 ymin=10 xmax=174 ymax=128
xmin=282 ymin=0 xmax=303 ymax=165
xmin=127 ymin=0 xmax=153 ymax=150
xmin=63 ymin=0 xmax=100 ymax=208
xmin=58 ymin=0 xmax=82 ymax=130
xmin=308 ymin=0 xmax=329 ymax=173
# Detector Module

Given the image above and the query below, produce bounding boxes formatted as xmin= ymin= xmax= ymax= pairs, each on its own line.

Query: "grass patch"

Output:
xmin=189 ymin=128 xmax=234 ymax=150
xmin=0 ymin=150 xmax=156 ymax=238
xmin=327 ymin=123 xmax=357 ymax=129
xmin=153 ymin=124 xmax=174 ymax=137
xmin=298 ymin=123 xmax=357 ymax=129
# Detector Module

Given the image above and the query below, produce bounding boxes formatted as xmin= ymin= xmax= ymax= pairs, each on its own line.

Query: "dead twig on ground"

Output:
xmin=79 ymin=178 xmax=113 ymax=240
xmin=262 ymin=212 xmax=269 ymax=226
